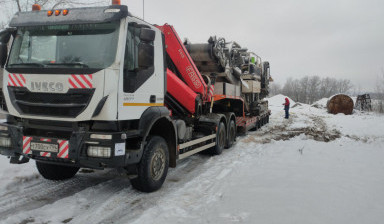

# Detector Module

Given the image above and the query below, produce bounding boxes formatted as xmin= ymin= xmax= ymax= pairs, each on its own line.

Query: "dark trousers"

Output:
xmin=284 ymin=105 xmax=289 ymax=119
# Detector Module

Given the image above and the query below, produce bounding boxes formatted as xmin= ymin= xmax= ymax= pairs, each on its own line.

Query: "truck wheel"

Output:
xmin=226 ymin=120 xmax=236 ymax=148
xmin=36 ymin=161 xmax=79 ymax=180
xmin=209 ymin=122 xmax=226 ymax=155
xmin=131 ymin=136 xmax=169 ymax=192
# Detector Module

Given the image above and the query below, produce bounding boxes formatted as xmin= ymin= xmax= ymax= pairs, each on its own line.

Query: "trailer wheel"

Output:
xmin=209 ymin=122 xmax=226 ymax=155
xmin=131 ymin=136 xmax=169 ymax=192
xmin=226 ymin=120 xmax=236 ymax=148
xmin=36 ymin=161 xmax=79 ymax=180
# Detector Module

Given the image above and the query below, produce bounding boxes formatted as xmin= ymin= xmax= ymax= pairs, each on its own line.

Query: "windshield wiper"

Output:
xmin=8 ymin=63 xmax=46 ymax=67
xmin=46 ymin=62 xmax=89 ymax=68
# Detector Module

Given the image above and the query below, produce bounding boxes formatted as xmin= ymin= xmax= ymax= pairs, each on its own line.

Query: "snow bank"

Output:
xmin=267 ymin=94 xmax=295 ymax=107
xmin=311 ymin=97 xmax=328 ymax=108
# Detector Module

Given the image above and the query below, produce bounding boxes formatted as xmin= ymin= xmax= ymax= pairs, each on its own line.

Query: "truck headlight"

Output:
xmin=0 ymin=137 xmax=11 ymax=148
xmin=87 ymin=146 xmax=111 ymax=158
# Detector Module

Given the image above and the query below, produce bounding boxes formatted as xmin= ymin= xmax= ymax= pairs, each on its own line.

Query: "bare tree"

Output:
xmin=374 ymin=70 xmax=384 ymax=113
xmin=299 ymin=76 xmax=309 ymax=103
xmin=307 ymin=75 xmax=321 ymax=104
xmin=279 ymin=75 xmax=355 ymax=104
xmin=337 ymin=79 xmax=353 ymax=94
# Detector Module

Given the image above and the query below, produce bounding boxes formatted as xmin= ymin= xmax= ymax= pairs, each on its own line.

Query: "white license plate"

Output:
xmin=30 ymin=142 xmax=58 ymax=153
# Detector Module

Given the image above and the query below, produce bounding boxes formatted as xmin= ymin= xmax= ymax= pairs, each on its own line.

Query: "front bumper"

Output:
xmin=0 ymin=121 xmax=142 ymax=169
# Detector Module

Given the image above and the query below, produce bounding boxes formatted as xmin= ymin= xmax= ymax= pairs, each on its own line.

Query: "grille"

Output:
xmin=8 ymin=87 xmax=95 ymax=118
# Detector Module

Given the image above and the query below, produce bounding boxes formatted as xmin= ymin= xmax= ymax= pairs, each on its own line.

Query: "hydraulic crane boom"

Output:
xmin=156 ymin=24 xmax=208 ymax=101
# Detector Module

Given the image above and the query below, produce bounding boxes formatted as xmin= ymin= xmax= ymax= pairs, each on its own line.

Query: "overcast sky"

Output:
xmin=123 ymin=0 xmax=384 ymax=91
xmin=1 ymin=0 xmax=383 ymax=91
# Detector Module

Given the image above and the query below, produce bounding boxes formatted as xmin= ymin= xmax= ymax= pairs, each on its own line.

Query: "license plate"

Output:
xmin=30 ymin=142 xmax=59 ymax=153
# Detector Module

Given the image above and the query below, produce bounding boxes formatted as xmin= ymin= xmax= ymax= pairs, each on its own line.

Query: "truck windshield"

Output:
xmin=7 ymin=21 xmax=119 ymax=72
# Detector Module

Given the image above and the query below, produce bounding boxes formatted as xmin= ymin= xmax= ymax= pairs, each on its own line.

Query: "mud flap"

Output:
xmin=10 ymin=155 xmax=30 ymax=164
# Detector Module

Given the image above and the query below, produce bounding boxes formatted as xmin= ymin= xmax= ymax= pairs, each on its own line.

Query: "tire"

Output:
xmin=209 ymin=122 xmax=226 ymax=155
xmin=226 ymin=120 xmax=236 ymax=148
xmin=131 ymin=136 xmax=169 ymax=192
xmin=36 ymin=161 xmax=79 ymax=180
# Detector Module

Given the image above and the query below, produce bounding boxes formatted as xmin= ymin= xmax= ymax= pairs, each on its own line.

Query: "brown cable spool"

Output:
xmin=327 ymin=94 xmax=354 ymax=115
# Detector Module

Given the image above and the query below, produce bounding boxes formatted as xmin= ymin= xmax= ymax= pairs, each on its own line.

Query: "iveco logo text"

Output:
xmin=31 ymin=82 xmax=64 ymax=92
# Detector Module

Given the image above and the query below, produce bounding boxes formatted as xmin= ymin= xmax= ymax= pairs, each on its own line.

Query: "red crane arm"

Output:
xmin=156 ymin=24 xmax=208 ymax=100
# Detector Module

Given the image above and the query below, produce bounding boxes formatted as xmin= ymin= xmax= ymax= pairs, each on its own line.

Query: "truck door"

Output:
xmin=118 ymin=19 xmax=165 ymax=120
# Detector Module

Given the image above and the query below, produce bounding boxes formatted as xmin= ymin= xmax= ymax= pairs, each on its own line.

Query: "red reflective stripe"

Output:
xmin=72 ymin=75 xmax=86 ymax=88
xmin=13 ymin=74 xmax=23 ymax=86
xmin=57 ymin=143 xmax=68 ymax=158
xmin=23 ymin=137 xmax=32 ymax=149
xmin=8 ymin=74 xmax=17 ymax=86
xmin=40 ymin=138 xmax=51 ymax=142
xmin=19 ymin=74 xmax=26 ymax=84
xmin=58 ymin=140 xmax=65 ymax=148
xmin=42 ymin=152 xmax=49 ymax=157
xmin=80 ymin=75 xmax=92 ymax=88
xmin=68 ymin=78 xmax=78 ymax=88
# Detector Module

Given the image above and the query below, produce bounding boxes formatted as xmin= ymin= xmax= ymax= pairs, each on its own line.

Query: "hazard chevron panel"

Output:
xmin=68 ymin=74 xmax=93 ymax=88
xmin=8 ymin=74 xmax=26 ymax=87
xmin=57 ymin=140 xmax=69 ymax=159
xmin=23 ymin=136 xmax=69 ymax=159
xmin=22 ymin=136 xmax=32 ymax=155
xmin=8 ymin=73 xmax=94 ymax=89
xmin=40 ymin=152 xmax=52 ymax=157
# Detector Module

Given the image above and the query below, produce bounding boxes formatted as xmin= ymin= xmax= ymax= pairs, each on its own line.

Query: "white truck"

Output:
xmin=0 ymin=1 xmax=270 ymax=192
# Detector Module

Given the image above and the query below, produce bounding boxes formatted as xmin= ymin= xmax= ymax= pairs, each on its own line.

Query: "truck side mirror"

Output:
xmin=138 ymin=42 xmax=154 ymax=69
xmin=139 ymin=29 xmax=155 ymax=42
xmin=0 ymin=29 xmax=12 ymax=68
xmin=0 ymin=42 xmax=7 ymax=68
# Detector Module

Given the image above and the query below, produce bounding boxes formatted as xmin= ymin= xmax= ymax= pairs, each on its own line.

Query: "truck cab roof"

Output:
xmin=9 ymin=5 xmax=130 ymax=27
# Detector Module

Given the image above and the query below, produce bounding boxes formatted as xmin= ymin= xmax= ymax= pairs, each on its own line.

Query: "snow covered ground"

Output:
xmin=1 ymin=94 xmax=384 ymax=224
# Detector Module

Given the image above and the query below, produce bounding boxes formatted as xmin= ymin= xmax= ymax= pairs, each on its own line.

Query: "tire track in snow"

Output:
xmin=69 ymin=156 xmax=211 ymax=224
xmin=0 ymin=170 xmax=114 ymax=220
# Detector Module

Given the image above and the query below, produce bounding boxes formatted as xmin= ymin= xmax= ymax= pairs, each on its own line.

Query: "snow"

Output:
xmin=312 ymin=97 xmax=329 ymax=108
xmin=0 ymin=98 xmax=384 ymax=224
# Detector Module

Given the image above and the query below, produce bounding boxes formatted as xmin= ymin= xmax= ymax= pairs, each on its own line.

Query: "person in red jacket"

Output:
xmin=282 ymin=97 xmax=290 ymax=119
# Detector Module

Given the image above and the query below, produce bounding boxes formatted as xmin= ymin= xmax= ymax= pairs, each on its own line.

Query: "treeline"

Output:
xmin=270 ymin=76 xmax=353 ymax=104
xmin=373 ymin=73 xmax=384 ymax=113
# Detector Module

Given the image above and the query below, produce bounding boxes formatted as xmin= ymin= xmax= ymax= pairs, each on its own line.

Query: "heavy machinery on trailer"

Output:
xmin=0 ymin=1 xmax=271 ymax=192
